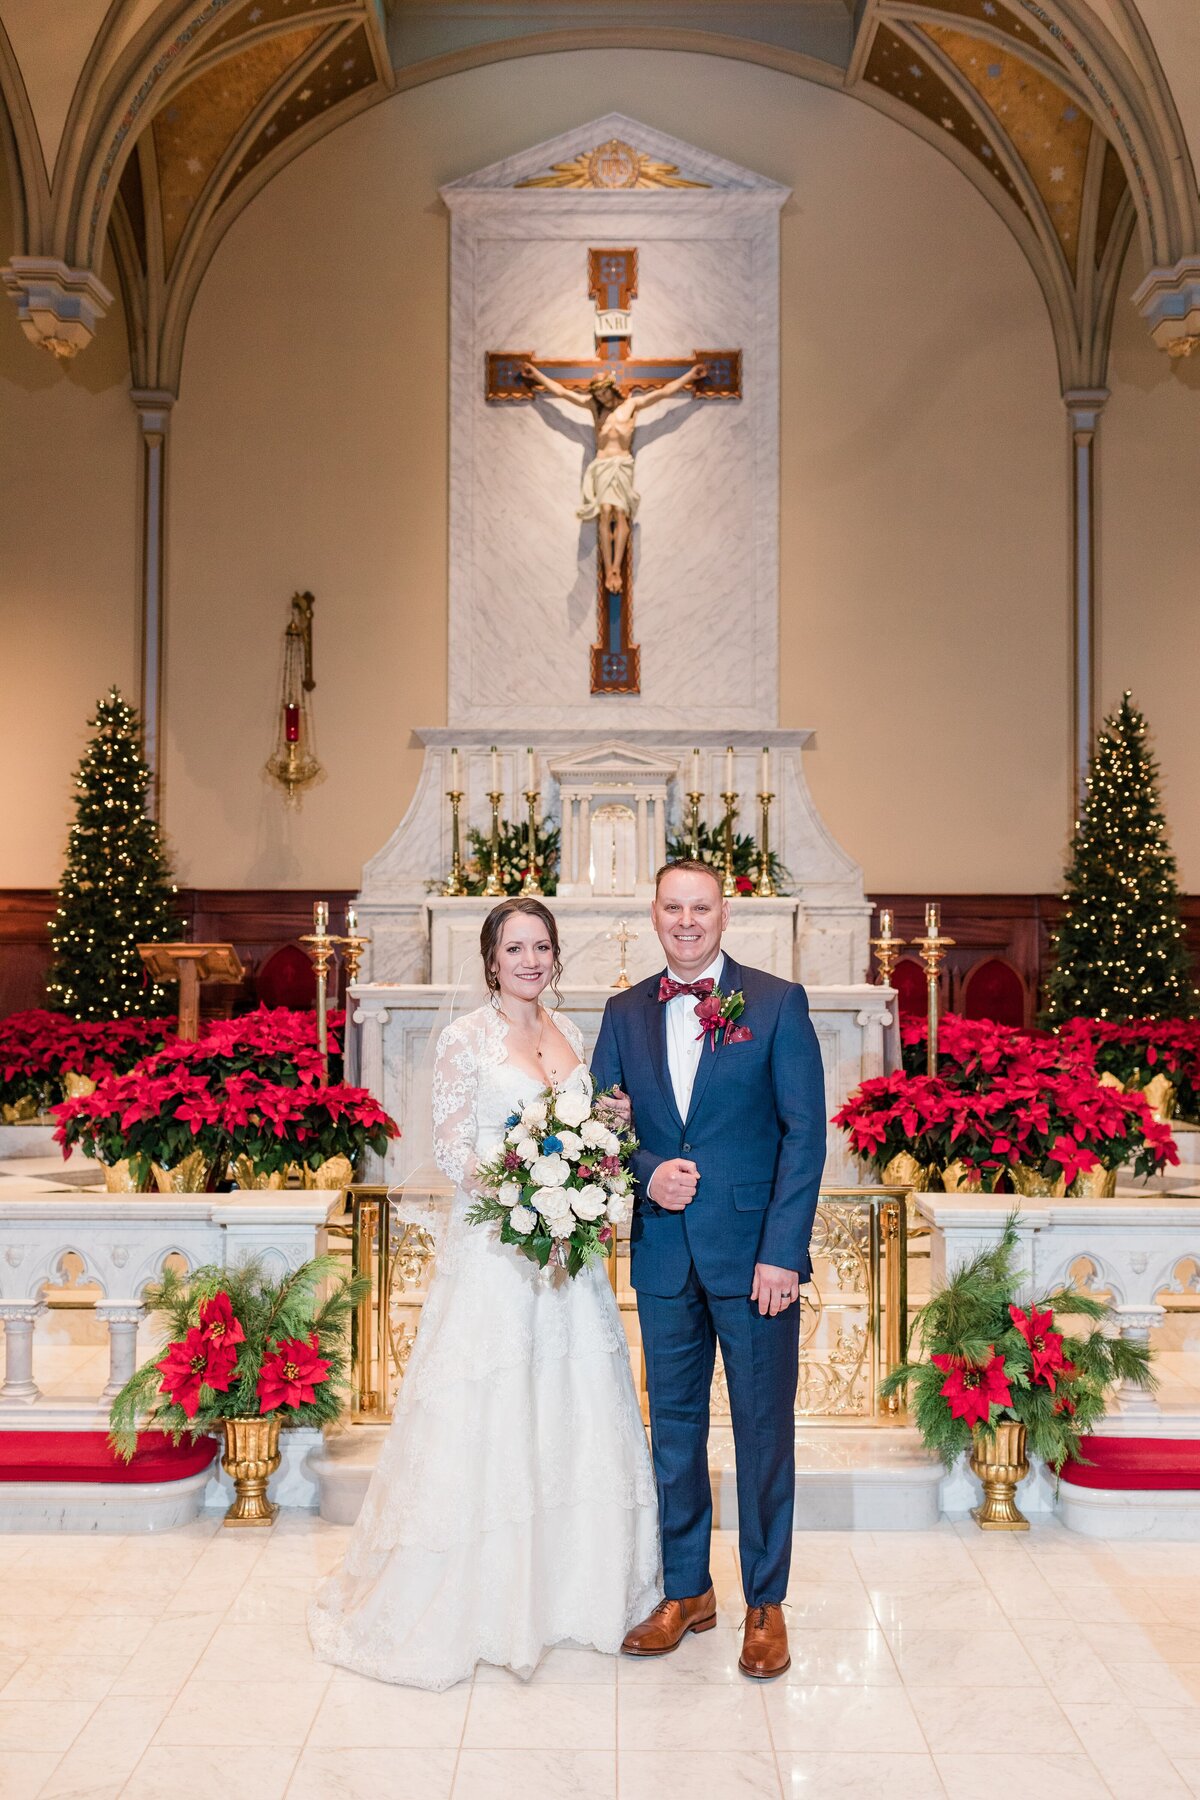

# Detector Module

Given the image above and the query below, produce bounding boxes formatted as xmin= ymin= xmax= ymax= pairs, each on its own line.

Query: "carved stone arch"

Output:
xmin=0 ymin=13 xmax=51 ymax=249
xmin=131 ymin=1242 xmax=196 ymax=1294
xmin=26 ymin=1242 xmax=110 ymax=1302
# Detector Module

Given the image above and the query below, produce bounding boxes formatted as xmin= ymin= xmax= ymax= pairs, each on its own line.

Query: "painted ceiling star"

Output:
xmin=186 ymin=156 xmax=203 ymax=176
xmin=1050 ymin=165 xmax=1065 ymax=182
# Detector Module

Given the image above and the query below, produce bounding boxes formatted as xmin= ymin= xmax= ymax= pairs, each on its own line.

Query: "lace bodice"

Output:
xmin=431 ymin=1002 xmax=589 ymax=1189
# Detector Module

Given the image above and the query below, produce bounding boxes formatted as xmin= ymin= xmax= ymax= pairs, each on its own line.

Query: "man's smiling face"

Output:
xmin=650 ymin=865 xmax=729 ymax=977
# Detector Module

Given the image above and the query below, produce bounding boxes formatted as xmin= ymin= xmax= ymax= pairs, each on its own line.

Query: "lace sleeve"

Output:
xmin=557 ymin=1011 xmax=587 ymax=1062
xmin=432 ymin=1019 xmax=478 ymax=1188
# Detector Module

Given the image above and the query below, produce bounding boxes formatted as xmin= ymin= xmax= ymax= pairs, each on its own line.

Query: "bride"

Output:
xmin=308 ymin=896 xmax=661 ymax=1689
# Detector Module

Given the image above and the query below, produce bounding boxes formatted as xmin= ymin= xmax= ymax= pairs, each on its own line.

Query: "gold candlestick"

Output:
xmin=442 ymin=790 xmax=467 ymax=896
xmin=483 ymin=791 xmax=505 ymax=897
xmin=870 ymin=906 xmax=906 ymax=987
xmin=686 ymin=790 xmax=702 ymax=860
xmin=720 ymin=792 xmax=738 ymax=898
xmin=755 ymin=792 xmax=776 ymax=897
xmin=520 ymin=790 xmax=543 ymax=895
xmin=332 ymin=932 xmax=370 ymax=987
xmin=300 ymin=902 xmax=337 ymax=1077
xmin=912 ymin=903 xmax=955 ymax=1076
xmin=606 ymin=918 xmax=637 ymax=990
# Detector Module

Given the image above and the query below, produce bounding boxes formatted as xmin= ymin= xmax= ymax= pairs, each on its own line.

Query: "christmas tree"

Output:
xmin=46 ymin=690 xmax=180 ymax=1019
xmin=1043 ymin=692 xmax=1197 ymax=1022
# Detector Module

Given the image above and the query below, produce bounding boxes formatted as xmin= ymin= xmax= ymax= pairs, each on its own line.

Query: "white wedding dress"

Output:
xmin=308 ymin=1002 xmax=661 ymax=1689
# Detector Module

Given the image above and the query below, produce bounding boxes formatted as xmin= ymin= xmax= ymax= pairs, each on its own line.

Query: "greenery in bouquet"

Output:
xmin=109 ymin=1254 xmax=368 ymax=1457
xmin=466 ymin=1083 xmax=635 ymax=1277
xmin=46 ymin=689 xmax=181 ymax=1021
xmin=464 ymin=818 xmax=559 ymax=896
xmin=1043 ymin=693 xmax=1197 ymax=1025
xmin=880 ymin=1219 xmax=1156 ymax=1472
xmin=665 ymin=817 xmax=790 ymax=895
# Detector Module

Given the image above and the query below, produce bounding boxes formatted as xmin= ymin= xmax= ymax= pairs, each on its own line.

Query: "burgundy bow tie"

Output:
xmin=658 ymin=976 xmax=715 ymax=1004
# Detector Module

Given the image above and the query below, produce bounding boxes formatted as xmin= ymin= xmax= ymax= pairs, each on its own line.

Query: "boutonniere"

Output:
xmin=694 ymin=988 xmax=750 ymax=1050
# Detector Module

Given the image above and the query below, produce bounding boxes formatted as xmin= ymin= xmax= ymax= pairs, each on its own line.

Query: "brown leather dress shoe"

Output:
xmin=621 ymin=1588 xmax=718 ymax=1656
xmin=739 ymin=1603 xmax=790 ymax=1679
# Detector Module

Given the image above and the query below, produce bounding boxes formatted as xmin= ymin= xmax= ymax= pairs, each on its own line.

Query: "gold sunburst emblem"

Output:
xmin=517 ymin=138 xmax=709 ymax=191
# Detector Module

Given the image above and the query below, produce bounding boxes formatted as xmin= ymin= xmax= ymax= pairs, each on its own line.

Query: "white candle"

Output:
xmin=879 ymin=908 xmax=893 ymax=940
xmin=725 ymin=745 xmax=734 ymax=793
xmin=314 ymin=900 xmax=328 ymax=937
xmin=346 ymin=904 xmax=358 ymax=936
xmin=761 ymin=745 xmax=770 ymax=793
xmin=449 ymin=747 xmax=459 ymax=792
xmin=691 ymin=748 xmax=700 ymax=793
xmin=926 ymin=902 xmax=940 ymax=938
xmin=527 ymin=746 xmax=536 ymax=792
xmin=490 ymin=744 xmax=499 ymax=792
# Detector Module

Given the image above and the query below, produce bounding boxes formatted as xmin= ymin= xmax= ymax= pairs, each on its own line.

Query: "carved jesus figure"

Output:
xmin=521 ymin=362 xmax=706 ymax=592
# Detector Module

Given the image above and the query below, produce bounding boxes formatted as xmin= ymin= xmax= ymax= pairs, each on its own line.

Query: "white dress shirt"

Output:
xmin=662 ymin=951 xmax=724 ymax=1122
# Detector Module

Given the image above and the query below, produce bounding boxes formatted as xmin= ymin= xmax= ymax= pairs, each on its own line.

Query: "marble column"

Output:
xmin=560 ymin=795 xmax=575 ymax=886
xmin=0 ymin=1302 xmax=45 ymax=1405
xmin=132 ymin=389 xmax=175 ymax=814
xmin=578 ymin=797 xmax=592 ymax=891
xmin=636 ymin=794 xmax=649 ymax=885
xmin=98 ymin=1305 xmax=144 ymax=1403
xmin=1111 ymin=1304 xmax=1163 ymax=1416
xmin=1064 ymin=388 xmax=1108 ymax=821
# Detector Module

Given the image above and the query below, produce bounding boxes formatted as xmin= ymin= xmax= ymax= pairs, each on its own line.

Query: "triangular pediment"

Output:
xmin=441 ymin=113 xmax=788 ymax=198
xmin=548 ymin=740 xmax=678 ymax=785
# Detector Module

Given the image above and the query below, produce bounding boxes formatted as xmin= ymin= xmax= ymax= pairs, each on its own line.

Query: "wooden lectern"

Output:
xmin=137 ymin=943 xmax=245 ymax=1042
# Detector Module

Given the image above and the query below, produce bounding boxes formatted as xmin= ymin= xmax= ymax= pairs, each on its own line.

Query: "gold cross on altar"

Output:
xmin=486 ymin=247 xmax=741 ymax=695
xmin=605 ymin=918 xmax=638 ymax=989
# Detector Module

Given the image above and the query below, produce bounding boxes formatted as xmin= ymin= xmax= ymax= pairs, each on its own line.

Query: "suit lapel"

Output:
xmin=683 ymin=954 xmax=743 ymax=1130
xmin=643 ymin=975 xmax=684 ymax=1131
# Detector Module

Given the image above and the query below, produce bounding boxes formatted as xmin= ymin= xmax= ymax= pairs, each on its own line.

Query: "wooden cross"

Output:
xmin=486 ymin=247 xmax=741 ymax=695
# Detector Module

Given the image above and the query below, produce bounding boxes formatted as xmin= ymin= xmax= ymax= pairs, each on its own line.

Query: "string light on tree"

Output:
xmin=46 ymin=689 xmax=180 ymax=1020
xmin=1043 ymin=692 xmax=1197 ymax=1023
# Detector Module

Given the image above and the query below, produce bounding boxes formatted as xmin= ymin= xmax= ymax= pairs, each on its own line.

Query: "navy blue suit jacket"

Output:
xmin=591 ymin=956 xmax=828 ymax=1297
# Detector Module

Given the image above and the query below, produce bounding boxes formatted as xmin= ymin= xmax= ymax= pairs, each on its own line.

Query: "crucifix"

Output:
xmin=486 ymin=248 xmax=741 ymax=695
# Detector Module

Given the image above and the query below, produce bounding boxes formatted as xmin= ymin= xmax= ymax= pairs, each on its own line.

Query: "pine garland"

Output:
xmin=1043 ymin=693 xmax=1197 ymax=1023
xmin=46 ymin=689 xmax=180 ymax=1020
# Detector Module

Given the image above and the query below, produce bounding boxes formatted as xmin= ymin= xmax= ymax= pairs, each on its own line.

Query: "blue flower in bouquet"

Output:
xmin=504 ymin=1111 xmax=521 ymax=1129
xmin=542 ymin=1133 xmax=564 ymax=1154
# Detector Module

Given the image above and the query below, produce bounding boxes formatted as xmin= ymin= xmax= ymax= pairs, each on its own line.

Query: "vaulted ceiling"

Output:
xmin=0 ymin=0 xmax=1195 ymax=390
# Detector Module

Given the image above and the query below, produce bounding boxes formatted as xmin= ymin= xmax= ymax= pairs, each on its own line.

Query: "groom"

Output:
xmin=591 ymin=859 xmax=827 ymax=1679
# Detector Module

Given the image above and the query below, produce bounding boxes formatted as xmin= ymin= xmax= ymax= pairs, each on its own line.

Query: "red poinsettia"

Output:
xmin=930 ymin=1346 xmax=1013 ymax=1427
xmin=256 ymin=1332 xmax=331 ymax=1412
xmin=1009 ymin=1303 xmax=1069 ymax=1389
xmin=198 ymin=1290 xmax=245 ymax=1357
xmin=156 ymin=1326 xmax=238 ymax=1418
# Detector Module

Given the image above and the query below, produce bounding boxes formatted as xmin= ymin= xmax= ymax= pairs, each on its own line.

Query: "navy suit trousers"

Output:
xmin=637 ymin=1264 xmax=800 ymax=1606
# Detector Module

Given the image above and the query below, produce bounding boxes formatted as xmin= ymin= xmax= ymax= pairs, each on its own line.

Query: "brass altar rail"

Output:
xmin=344 ymin=1184 xmax=910 ymax=1426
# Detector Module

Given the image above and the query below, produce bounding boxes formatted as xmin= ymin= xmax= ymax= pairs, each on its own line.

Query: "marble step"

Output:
xmin=306 ymin=1422 xmax=945 ymax=1532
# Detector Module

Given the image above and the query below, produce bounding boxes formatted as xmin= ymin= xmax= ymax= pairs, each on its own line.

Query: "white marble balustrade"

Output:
xmin=0 ymin=1190 xmax=340 ymax=1422
xmin=916 ymin=1190 xmax=1200 ymax=1431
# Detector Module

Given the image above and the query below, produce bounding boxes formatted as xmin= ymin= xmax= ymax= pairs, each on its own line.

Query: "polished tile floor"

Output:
xmin=3 ymin=1518 xmax=1200 ymax=1799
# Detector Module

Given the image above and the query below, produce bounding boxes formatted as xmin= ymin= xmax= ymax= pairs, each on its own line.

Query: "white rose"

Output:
xmin=601 ymin=1128 xmax=620 ymax=1157
xmin=548 ymin=1212 xmax=575 ymax=1238
xmin=531 ymin=1154 xmax=570 ymax=1187
xmin=516 ymin=1137 xmax=539 ymax=1166
xmin=606 ymin=1195 xmax=630 ymax=1226
xmin=506 ymin=1124 xmax=525 ymax=1145
xmin=534 ymin=1186 xmax=572 ymax=1219
xmin=497 ymin=1181 xmax=522 ymax=1207
xmin=555 ymin=1129 xmax=584 ymax=1160
xmin=509 ymin=1204 xmax=537 ymax=1234
xmin=571 ymin=1183 xmax=606 ymax=1221
xmin=605 ymin=1173 xmax=630 ymax=1196
xmin=522 ymin=1101 xmax=548 ymax=1131
xmin=580 ymin=1118 xmax=609 ymax=1149
xmin=555 ymin=1091 xmax=591 ymax=1128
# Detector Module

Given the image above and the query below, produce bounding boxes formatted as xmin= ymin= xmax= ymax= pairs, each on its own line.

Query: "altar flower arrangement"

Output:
xmin=0 ymin=1009 xmax=170 ymax=1120
xmin=109 ymin=1254 xmax=366 ymax=1452
xmin=221 ymin=1072 xmax=397 ymax=1187
xmin=880 ymin=1217 xmax=1156 ymax=1488
xmin=832 ymin=1071 xmax=966 ymax=1182
xmin=466 ymin=1084 xmax=636 ymax=1276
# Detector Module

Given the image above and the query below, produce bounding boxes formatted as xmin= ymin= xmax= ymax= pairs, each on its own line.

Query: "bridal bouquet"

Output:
xmin=466 ymin=1084 xmax=636 ymax=1276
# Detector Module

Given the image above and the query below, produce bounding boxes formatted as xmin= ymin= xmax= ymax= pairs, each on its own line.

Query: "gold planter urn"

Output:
xmin=1139 ymin=1073 xmax=1177 ymax=1124
xmin=1070 ymin=1164 xmax=1119 ymax=1199
xmin=881 ymin=1152 xmax=932 ymax=1190
xmin=152 ymin=1149 xmax=217 ymax=1193
xmin=102 ymin=1157 xmax=154 ymax=1193
xmin=941 ymin=1159 xmax=982 ymax=1194
xmin=231 ymin=1153 xmax=354 ymax=1191
xmin=1008 ymin=1164 xmax=1067 ymax=1199
xmin=970 ymin=1420 xmax=1030 ymax=1531
xmin=220 ymin=1415 xmax=282 ymax=1527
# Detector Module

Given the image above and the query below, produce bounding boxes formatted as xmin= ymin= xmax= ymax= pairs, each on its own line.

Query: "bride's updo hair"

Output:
xmin=480 ymin=897 xmax=564 ymax=1003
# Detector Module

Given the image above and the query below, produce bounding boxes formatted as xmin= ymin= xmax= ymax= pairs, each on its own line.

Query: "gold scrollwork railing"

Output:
xmin=345 ymin=1185 xmax=909 ymax=1426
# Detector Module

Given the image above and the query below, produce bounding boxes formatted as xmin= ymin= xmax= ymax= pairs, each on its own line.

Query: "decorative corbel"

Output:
xmin=1132 ymin=257 xmax=1200 ymax=358
xmin=0 ymin=256 xmax=113 ymax=358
